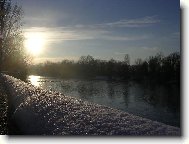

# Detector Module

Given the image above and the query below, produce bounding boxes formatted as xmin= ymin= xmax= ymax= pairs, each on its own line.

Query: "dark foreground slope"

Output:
xmin=1 ymin=74 xmax=181 ymax=136
xmin=0 ymin=78 xmax=8 ymax=134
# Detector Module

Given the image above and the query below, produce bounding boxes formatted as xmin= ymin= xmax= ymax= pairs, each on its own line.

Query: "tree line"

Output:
xmin=29 ymin=52 xmax=180 ymax=85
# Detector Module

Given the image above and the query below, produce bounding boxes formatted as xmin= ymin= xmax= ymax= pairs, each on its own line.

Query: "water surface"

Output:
xmin=27 ymin=75 xmax=180 ymax=127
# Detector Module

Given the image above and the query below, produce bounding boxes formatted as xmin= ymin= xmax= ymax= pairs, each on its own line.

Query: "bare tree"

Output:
xmin=0 ymin=0 xmax=28 ymax=75
xmin=124 ymin=54 xmax=130 ymax=65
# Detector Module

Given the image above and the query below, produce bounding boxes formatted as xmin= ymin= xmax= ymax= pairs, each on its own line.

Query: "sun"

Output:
xmin=24 ymin=32 xmax=45 ymax=56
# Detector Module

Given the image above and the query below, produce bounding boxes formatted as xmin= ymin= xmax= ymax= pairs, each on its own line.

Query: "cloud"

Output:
xmin=24 ymin=27 xmax=101 ymax=42
xmin=24 ymin=26 xmax=150 ymax=44
xmin=77 ymin=16 xmax=160 ymax=29
xmin=100 ymin=35 xmax=149 ymax=41
xmin=24 ymin=15 xmax=158 ymax=43
xmin=23 ymin=16 xmax=159 ymax=43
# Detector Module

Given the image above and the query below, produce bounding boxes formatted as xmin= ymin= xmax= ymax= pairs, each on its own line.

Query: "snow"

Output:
xmin=1 ymin=74 xmax=181 ymax=135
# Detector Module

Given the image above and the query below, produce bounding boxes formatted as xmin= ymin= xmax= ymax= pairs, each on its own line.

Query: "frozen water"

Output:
xmin=1 ymin=74 xmax=181 ymax=135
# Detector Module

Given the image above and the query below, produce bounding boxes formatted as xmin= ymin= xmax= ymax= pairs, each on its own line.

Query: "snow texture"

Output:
xmin=1 ymin=74 xmax=181 ymax=136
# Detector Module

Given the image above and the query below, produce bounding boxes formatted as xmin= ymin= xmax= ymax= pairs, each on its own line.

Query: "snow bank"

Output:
xmin=1 ymin=74 xmax=181 ymax=135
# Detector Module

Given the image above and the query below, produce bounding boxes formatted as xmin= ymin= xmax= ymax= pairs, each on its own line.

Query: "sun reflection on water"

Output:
xmin=28 ymin=75 xmax=41 ymax=87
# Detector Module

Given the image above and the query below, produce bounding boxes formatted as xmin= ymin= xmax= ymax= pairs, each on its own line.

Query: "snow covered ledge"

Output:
xmin=1 ymin=74 xmax=181 ymax=135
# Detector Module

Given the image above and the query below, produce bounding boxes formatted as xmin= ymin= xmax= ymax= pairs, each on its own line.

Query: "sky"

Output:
xmin=15 ymin=0 xmax=180 ymax=64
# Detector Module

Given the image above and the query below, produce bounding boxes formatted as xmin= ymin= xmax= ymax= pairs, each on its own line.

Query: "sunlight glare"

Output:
xmin=28 ymin=75 xmax=41 ymax=87
xmin=25 ymin=32 xmax=45 ymax=56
